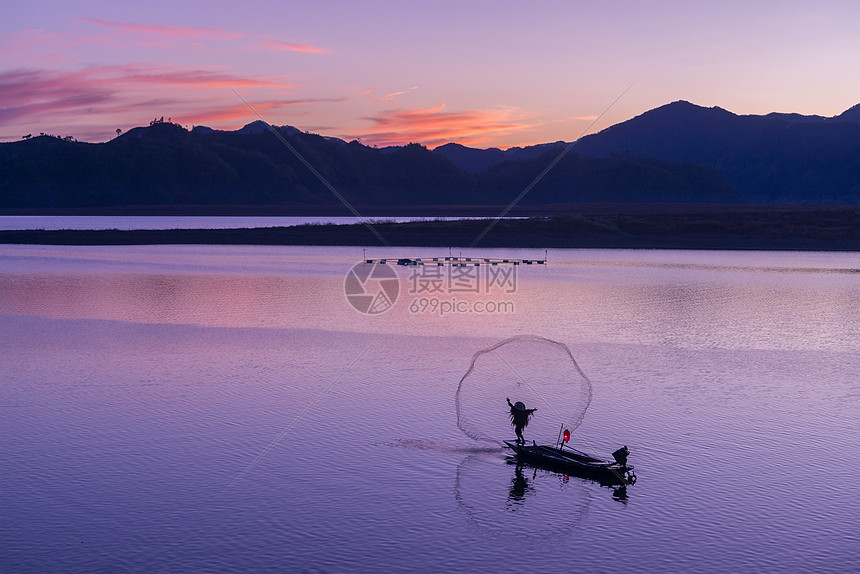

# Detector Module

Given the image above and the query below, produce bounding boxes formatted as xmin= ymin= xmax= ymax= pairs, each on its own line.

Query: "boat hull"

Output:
xmin=504 ymin=441 xmax=635 ymax=485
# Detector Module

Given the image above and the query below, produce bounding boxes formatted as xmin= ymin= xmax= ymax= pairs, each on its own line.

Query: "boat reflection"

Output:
xmin=504 ymin=456 xmax=634 ymax=503
xmin=454 ymin=454 xmax=592 ymax=541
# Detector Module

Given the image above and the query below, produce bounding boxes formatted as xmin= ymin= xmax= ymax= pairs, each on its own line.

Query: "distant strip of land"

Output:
xmin=1 ymin=206 xmax=857 ymax=251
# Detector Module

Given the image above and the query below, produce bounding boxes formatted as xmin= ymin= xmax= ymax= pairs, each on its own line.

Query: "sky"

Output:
xmin=2 ymin=0 xmax=859 ymax=148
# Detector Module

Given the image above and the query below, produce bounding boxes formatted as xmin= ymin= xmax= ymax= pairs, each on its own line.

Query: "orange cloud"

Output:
xmin=176 ymin=102 xmax=292 ymax=124
xmin=176 ymin=98 xmax=346 ymax=125
xmin=356 ymin=104 xmax=539 ymax=147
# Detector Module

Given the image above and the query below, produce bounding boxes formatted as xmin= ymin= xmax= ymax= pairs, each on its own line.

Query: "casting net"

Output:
xmin=455 ymin=335 xmax=592 ymax=444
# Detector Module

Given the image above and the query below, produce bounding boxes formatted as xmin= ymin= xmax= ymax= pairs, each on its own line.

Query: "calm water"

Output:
xmin=1 ymin=245 xmax=858 ymax=573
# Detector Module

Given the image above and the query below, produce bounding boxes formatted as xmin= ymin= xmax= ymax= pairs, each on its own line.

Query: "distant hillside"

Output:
xmin=433 ymin=142 xmax=567 ymax=174
xmin=0 ymin=122 xmax=473 ymax=209
xmin=574 ymin=101 xmax=860 ymax=204
xmin=834 ymin=103 xmax=860 ymax=123
xmin=475 ymin=150 xmax=739 ymax=204
xmin=0 ymin=119 xmax=740 ymax=210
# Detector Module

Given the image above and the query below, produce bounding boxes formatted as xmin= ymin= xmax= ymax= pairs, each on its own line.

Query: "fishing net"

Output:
xmin=455 ymin=335 xmax=592 ymax=445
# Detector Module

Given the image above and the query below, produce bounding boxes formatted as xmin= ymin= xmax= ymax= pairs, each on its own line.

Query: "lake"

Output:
xmin=1 ymin=245 xmax=858 ymax=573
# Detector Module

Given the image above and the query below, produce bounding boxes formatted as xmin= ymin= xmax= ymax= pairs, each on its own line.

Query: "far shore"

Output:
xmin=3 ymin=202 xmax=857 ymax=218
xmin=1 ymin=205 xmax=858 ymax=251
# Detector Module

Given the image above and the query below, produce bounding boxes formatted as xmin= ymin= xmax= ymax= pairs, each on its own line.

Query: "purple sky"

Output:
xmin=3 ymin=1 xmax=858 ymax=147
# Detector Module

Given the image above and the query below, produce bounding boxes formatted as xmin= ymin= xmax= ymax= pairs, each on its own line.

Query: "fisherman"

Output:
xmin=506 ymin=397 xmax=537 ymax=445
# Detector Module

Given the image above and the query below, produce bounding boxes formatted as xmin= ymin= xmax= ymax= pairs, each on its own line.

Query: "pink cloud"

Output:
xmin=0 ymin=69 xmax=113 ymax=113
xmin=0 ymin=29 xmax=75 ymax=65
xmin=79 ymin=18 xmax=242 ymax=41
xmin=356 ymin=104 xmax=539 ymax=147
xmin=0 ymin=66 xmax=287 ymax=107
xmin=96 ymin=64 xmax=287 ymax=90
xmin=1 ymin=29 xmax=59 ymax=48
xmin=0 ymin=65 xmax=306 ymax=138
xmin=370 ymin=85 xmax=419 ymax=104
xmin=256 ymin=40 xmax=332 ymax=54
xmin=0 ymin=92 xmax=113 ymax=125
xmin=77 ymin=19 xmax=331 ymax=54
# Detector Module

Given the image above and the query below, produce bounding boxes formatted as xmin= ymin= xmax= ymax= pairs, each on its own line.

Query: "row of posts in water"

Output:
xmin=362 ymin=252 xmax=547 ymax=267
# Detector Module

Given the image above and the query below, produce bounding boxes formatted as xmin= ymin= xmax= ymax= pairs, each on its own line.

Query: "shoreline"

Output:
xmin=1 ymin=208 xmax=858 ymax=251
xmin=2 ymin=202 xmax=857 ymax=217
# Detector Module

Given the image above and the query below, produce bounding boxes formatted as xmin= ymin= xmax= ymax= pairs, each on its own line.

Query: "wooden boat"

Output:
xmin=504 ymin=441 xmax=636 ymax=485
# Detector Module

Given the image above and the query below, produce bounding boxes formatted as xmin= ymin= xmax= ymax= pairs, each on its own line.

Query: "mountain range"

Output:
xmin=1 ymin=100 xmax=857 ymax=211
xmin=435 ymin=101 xmax=860 ymax=204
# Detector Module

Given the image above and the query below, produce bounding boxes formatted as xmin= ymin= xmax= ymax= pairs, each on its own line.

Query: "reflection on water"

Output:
xmin=508 ymin=464 xmax=533 ymax=503
xmin=1 ymin=245 xmax=858 ymax=573
xmin=612 ymin=485 xmax=629 ymax=503
xmin=1 ymin=245 xmax=856 ymax=352
xmin=454 ymin=454 xmax=592 ymax=542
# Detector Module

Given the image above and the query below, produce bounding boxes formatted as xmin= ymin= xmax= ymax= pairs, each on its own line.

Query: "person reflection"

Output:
xmin=508 ymin=464 xmax=532 ymax=502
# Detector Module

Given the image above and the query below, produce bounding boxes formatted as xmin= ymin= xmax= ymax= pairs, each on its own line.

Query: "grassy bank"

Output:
xmin=1 ymin=206 xmax=857 ymax=250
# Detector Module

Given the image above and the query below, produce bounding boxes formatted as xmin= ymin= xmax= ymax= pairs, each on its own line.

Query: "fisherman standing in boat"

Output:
xmin=506 ymin=398 xmax=537 ymax=445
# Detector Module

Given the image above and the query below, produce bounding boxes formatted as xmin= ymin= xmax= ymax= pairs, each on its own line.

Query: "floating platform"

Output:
xmin=363 ymin=256 xmax=546 ymax=267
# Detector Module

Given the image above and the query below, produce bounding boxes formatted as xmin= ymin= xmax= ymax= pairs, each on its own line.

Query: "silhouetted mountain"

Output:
xmin=574 ymin=101 xmax=860 ymax=203
xmin=833 ymin=103 xmax=860 ymax=123
xmin=0 ymin=119 xmax=740 ymax=210
xmin=4 ymin=101 xmax=856 ymax=210
xmin=0 ymin=122 xmax=472 ymax=209
xmin=475 ymin=150 xmax=739 ymax=204
xmin=434 ymin=101 xmax=859 ymax=205
xmin=434 ymin=142 xmax=567 ymax=174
